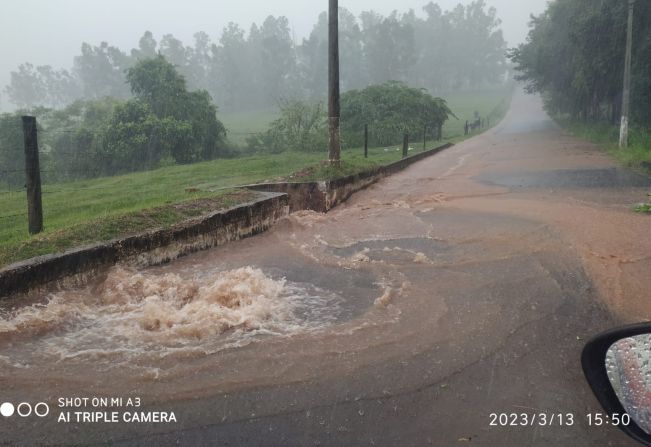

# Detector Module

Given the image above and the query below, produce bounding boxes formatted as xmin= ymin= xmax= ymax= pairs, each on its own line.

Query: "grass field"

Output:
xmin=0 ymin=88 xmax=512 ymax=266
xmin=220 ymin=108 xmax=279 ymax=145
xmin=220 ymin=89 xmax=512 ymax=144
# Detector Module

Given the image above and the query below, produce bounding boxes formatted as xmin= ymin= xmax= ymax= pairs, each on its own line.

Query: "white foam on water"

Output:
xmin=0 ymin=266 xmax=344 ymax=367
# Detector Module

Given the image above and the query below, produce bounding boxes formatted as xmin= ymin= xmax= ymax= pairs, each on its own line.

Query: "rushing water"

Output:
xmin=0 ymin=265 xmax=351 ymax=370
xmin=1 ymin=93 xmax=650 ymax=445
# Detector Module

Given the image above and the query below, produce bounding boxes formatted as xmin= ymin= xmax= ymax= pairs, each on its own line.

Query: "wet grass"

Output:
xmin=635 ymin=193 xmax=651 ymax=214
xmin=220 ymin=108 xmax=279 ymax=145
xmin=0 ymin=89 xmax=513 ymax=267
xmin=220 ymin=89 xmax=513 ymax=146
xmin=0 ymin=190 xmax=255 ymax=266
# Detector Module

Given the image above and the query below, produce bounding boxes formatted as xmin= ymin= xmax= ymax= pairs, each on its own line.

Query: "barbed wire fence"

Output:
xmin=0 ymin=103 xmax=506 ymax=235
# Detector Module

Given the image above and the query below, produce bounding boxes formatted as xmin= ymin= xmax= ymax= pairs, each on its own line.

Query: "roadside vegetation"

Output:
xmin=556 ymin=118 xmax=651 ymax=171
xmin=509 ymin=0 xmax=651 ymax=170
xmin=0 ymin=87 xmax=511 ymax=266
xmin=0 ymin=0 xmax=514 ymax=265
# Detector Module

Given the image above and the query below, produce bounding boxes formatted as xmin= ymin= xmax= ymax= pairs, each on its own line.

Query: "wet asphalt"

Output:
xmin=3 ymin=92 xmax=650 ymax=447
xmin=110 ymin=93 xmax=649 ymax=447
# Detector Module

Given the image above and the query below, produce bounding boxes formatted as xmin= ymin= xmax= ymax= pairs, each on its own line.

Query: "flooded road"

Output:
xmin=1 ymin=92 xmax=650 ymax=446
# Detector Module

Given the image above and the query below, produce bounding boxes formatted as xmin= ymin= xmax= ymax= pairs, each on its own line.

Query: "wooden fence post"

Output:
xmin=403 ymin=133 xmax=409 ymax=159
xmin=423 ymin=125 xmax=427 ymax=151
xmin=364 ymin=124 xmax=368 ymax=158
xmin=22 ymin=116 xmax=43 ymax=235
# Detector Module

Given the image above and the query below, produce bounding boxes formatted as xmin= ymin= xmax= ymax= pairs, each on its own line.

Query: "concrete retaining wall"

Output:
xmin=0 ymin=142 xmax=453 ymax=298
xmin=0 ymin=192 xmax=289 ymax=298
xmin=249 ymin=142 xmax=454 ymax=212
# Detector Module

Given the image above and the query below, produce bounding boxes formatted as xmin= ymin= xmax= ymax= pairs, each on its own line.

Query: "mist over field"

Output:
xmin=0 ymin=0 xmax=548 ymax=112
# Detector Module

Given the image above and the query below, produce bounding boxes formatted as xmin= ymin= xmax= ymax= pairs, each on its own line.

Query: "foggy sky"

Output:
xmin=0 ymin=0 xmax=549 ymax=109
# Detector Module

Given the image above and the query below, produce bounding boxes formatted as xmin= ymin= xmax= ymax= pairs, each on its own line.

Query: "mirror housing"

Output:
xmin=582 ymin=323 xmax=651 ymax=446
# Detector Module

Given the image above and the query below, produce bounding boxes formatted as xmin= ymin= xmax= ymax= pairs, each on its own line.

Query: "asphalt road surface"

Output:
xmin=2 ymin=91 xmax=650 ymax=446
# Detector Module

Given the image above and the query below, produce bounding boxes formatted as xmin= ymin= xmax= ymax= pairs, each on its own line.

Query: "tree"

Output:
xmin=0 ymin=114 xmax=25 ymax=188
xmin=101 ymin=100 xmax=160 ymax=172
xmin=4 ymin=64 xmax=81 ymax=109
xmin=299 ymin=8 xmax=365 ymax=98
xmin=210 ymin=23 xmax=253 ymax=110
xmin=131 ymin=31 xmax=158 ymax=60
xmin=509 ymin=0 xmax=651 ymax=126
xmin=361 ymin=11 xmax=417 ymax=85
xmin=254 ymin=16 xmax=296 ymax=103
xmin=126 ymin=56 xmax=226 ymax=161
xmin=248 ymin=99 xmax=327 ymax=153
xmin=340 ymin=81 xmax=455 ymax=147
xmin=126 ymin=55 xmax=187 ymax=117
xmin=186 ymin=32 xmax=212 ymax=91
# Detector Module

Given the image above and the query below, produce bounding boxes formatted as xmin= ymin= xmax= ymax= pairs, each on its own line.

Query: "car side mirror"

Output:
xmin=582 ymin=323 xmax=651 ymax=446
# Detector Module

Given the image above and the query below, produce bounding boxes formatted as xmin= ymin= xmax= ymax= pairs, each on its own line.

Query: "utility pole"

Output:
xmin=328 ymin=0 xmax=341 ymax=165
xmin=619 ymin=0 xmax=635 ymax=149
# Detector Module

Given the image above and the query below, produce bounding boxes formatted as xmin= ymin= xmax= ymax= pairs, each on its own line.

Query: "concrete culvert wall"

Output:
xmin=0 ymin=192 xmax=289 ymax=299
xmin=0 ymin=143 xmax=453 ymax=298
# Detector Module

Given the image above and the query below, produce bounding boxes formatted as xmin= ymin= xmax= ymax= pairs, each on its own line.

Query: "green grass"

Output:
xmin=220 ymin=108 xmax=279 ymax=145
xmin=0 ymin=89 xmax=512 ymax=267
xmin=0 ymin=190 xmax=255 ymax=266
xmin=219 ymin=89 xmax=512 ymax=145
xmin=440 ymin=88 xmax=513 ymax=138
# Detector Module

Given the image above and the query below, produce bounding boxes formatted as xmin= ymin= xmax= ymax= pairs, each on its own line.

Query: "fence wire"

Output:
xmin=1 ymin=105 xmax=501 ymax=242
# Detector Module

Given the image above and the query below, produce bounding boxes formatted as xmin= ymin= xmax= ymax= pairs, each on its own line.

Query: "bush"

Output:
xmin=340 ymin=81 xmax=454 ymax=147
xmin=249 ymin=100 xmax=328 ymax=153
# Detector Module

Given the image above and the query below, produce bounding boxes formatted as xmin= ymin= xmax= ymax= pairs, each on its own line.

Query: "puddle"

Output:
xmin=478 ymin=168 xmax=651 ymax=189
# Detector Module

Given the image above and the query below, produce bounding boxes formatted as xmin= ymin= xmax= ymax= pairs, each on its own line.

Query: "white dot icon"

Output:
xmin=0 ymin=402 xmax=15 ymax=417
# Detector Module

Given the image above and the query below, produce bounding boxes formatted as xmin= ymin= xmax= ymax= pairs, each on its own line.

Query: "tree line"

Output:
xmin=0 ymin=56 xmax=226 ymax=188
xmin=1 ymin=72 xmax=456 ymax=189
xmin=4 ymin=1 xmax=508 ymax=112
xmin=509 ymin=0 xmax=651 ymax=127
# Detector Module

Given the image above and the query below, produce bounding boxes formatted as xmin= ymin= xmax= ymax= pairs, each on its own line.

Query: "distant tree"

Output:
xmin=2 ymin=4 xmax=510 ymax=113
xmin=361 ymin=11 xmax=417 ymax=85
xmin=131 ymin=31 xmax=158 ymax=60
xmin=254 ymin=16 xmax=296 ymax=103
xmin=210 ymin=23 xmax=258 ymax=111
xmin=186 ymin=32 xmax=212 ymax=91
xmin=159 ymin=34 xmax=190 ymax=80
xmin=73 ymin=42 xmax=132 ymax=99
xmin=299 ymin=8 xmax=365 ymax=98
xmin=0 ymin=114 xmax=25 ymax=188
xmin=4 ymin=64 xmax=81 ymax=109
xmin=4 ymin=64 xmax=46 ymax=108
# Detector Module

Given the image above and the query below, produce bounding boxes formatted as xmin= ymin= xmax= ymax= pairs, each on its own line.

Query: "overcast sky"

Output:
xmin=0 ymin=0 xmax=549 ymax=104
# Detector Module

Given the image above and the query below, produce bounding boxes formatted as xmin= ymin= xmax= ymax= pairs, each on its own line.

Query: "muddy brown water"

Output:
xmin=0 ymin=91 xmax=649 ymax=446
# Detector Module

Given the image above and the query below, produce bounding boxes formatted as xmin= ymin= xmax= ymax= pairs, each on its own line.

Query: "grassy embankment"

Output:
xmin=0 ymin=89 xmax=512 ymax=267
xmin=556 ymin=118 xmax=651 ymax=212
